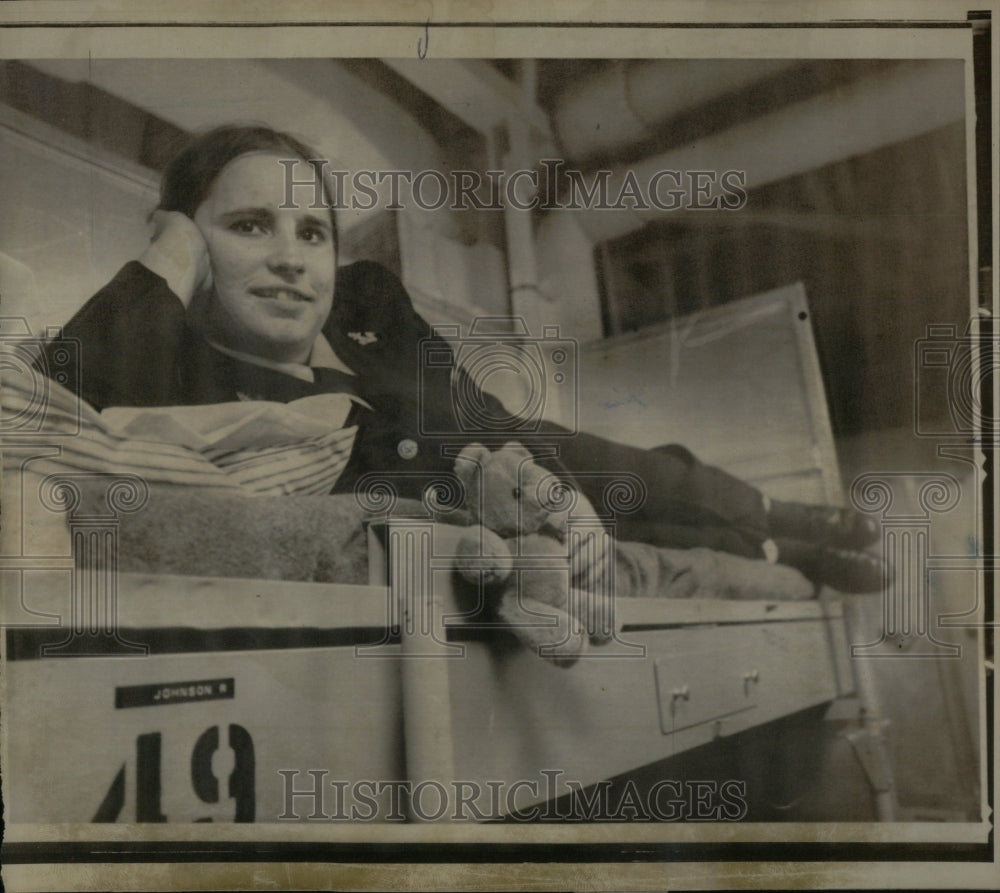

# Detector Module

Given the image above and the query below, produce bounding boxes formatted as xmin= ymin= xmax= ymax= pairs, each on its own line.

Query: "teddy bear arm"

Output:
xmin=496 ymin=589 xmax=588 ymax=667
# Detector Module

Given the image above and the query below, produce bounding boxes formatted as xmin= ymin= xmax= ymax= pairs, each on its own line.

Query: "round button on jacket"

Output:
xmin=397 ymin=438 xmax=419 ymax=460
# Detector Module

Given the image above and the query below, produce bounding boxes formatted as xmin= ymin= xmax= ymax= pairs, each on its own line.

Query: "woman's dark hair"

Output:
xmin=158 ymin=124 xmax=338 ymax=253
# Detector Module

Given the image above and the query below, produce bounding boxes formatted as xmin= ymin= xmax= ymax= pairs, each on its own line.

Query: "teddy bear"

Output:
xmin=450 ymin=441 xmax=613 ymax=667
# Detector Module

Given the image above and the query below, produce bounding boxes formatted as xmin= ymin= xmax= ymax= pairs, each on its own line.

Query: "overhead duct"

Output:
xmin=553 ymin=59 xmax=800 ymax=162
xmin=562 ymin=59 xmax=966 ymax=245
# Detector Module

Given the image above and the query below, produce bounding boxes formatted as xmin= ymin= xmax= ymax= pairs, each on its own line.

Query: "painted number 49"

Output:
xmin=93 ymin=724 xmax=255 ymax=822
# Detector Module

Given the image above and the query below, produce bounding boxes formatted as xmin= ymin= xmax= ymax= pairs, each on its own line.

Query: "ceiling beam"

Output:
xmin=381 ymin=58 xmax=553 ymax=144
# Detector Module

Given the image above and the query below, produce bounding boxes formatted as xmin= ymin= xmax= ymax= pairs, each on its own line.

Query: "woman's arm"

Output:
xmin=137 ymin=210 xmax=212 ymax=309
xmin=52 ymin=262 xmax=187 ymax=411
xmin=40 ymin=212 xmax=211 ymax=411
xmin=325 ymin=260 xmax=769 ymax=547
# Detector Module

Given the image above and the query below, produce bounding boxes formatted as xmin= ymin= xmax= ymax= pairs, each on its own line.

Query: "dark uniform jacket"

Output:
xmin=45 ymin=259 xmax=768 ymax=557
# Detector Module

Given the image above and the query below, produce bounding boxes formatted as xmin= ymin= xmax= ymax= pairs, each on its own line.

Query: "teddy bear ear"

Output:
xmin=454 ymin=443 xmax=491 ymax=484
xmin=456 ymin=442 xmax=490 ymax=466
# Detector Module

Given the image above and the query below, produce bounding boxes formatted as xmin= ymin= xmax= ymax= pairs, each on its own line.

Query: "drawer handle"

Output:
xmin=671 ymin=685 xmax=690 ymax=702
xmin=743 ymin=669 xmax=760 ymax=695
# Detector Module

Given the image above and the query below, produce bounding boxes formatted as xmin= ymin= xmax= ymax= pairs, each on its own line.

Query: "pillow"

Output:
xmin=2 ymin=372 xmax=356 ymax=496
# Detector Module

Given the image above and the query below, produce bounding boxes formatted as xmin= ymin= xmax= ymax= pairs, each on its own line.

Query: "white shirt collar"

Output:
xmin=206 ymin=333 xmax=355 ymax=384
xmin=309 ymin=334 xmax=356 ymax=375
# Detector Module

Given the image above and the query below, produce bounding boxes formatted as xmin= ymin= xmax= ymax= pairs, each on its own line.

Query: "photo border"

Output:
xmin=0 ymin=1 xmax=996 ymax=890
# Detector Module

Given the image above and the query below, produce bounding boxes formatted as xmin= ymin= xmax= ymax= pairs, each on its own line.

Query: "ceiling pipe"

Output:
xmin=553 ymin=59 xmax=801 ymax=162
xmin=560 ymin=59 xmax=966 ymax=245
xmin=502 ymin=60 xmax=544 ymax=321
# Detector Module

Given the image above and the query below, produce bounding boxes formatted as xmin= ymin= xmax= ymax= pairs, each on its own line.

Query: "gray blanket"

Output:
xmin=76 ymin=482 xmax=812 ymax=600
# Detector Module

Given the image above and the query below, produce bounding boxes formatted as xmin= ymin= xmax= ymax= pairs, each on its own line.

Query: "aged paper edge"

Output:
xmin=1 ymin=1 xmax=996 ymax=890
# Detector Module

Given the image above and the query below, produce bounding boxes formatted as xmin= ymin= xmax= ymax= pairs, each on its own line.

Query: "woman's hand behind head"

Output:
xmin=139 ymin=209 xmax=212 ymax=307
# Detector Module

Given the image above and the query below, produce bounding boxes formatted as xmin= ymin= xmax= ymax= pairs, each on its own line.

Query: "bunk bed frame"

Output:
xmin=4 ymin=519 xmax=856 ymax=824
xmin=2 ymin=283 xmax=884 ymax=824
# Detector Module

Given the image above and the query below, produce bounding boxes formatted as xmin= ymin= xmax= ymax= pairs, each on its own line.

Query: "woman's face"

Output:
xmin=193 ymin=152 xmax=336 ymax=364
